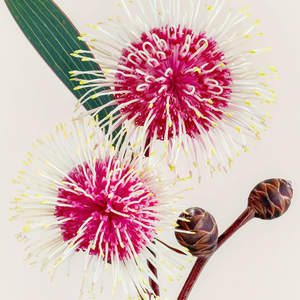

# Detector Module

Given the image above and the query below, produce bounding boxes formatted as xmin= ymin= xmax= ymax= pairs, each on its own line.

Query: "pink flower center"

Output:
xmin=115 ymin=25 xmax=233 ymax=140
xmin=55 ymin=158 xmax=157 ymax=261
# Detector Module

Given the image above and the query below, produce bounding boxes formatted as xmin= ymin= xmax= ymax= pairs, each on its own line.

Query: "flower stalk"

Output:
xmin=147 ymin=247 xmax=160 ymax=297
xmin=144 ymin=138 xmax=160 ymax=297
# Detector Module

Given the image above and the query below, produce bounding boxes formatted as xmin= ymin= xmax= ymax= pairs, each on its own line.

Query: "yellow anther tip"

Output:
xmin=240 ymin=7 xmax=249 ymax=13
xmin=255 ymin=20 xmax=261 ymax=26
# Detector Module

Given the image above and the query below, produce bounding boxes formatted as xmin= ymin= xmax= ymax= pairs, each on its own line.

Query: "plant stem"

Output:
xmin=144 ymin=139 xmax=160 ymax=297
xmin=217 ymin=206 xmax=255 ymax=250
xmin=148 ymin=249 xmax=160 ymax=296
xmin=177 ymin=256 xmax=210 ymax=300
xmin=178 ymin=206 xmax=255 ymax=300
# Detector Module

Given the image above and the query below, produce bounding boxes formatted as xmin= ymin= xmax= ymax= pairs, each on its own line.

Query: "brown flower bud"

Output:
xmin=175 ymin=207 xmax=218 ymax=257
xmin=248 ymin=178 xmax=293 ymax=220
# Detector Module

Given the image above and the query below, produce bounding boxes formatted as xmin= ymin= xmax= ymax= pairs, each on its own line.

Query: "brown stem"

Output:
xmin=217 ymin=206 xmax=255 ymax=250
xmin=155 ymin=238 xmax=187 ymax=256
xmin=144 ymin=139 xmax=160 ymax=297
xmin=148 ymin=248 xmax=160 ymax=297
xmin=178 ymin=206 xmax=255 ymax=300
xmin=177 ymin=255 xmax=210 ymax=300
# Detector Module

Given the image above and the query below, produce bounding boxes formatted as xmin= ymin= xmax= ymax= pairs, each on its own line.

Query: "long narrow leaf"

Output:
xmin=5 ymin=0 xmax=118 ymax=136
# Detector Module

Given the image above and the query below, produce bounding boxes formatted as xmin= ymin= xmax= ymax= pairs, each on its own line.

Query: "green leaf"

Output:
xmin=5 ymin=0 xmax=119 ymax=138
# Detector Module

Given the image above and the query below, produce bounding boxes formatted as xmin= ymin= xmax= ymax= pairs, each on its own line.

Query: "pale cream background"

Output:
xmin=1 ymin=0 xmax=300 ymax=299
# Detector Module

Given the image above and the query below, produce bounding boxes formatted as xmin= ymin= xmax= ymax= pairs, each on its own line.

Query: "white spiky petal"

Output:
xmin=11 ymin=119 xmax=193 ymax=299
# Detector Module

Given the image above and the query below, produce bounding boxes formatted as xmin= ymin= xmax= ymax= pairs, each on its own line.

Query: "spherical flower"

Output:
xmin=71 ymin=0 xmax=277 ymax=182
xmin=11 ymin=119 xmax=192 ymax=299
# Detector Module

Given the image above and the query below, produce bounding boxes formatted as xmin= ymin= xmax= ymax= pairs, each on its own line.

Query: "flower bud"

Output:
xmin=248 ymin=178 xmax=293 ymax=220
xmin=175 ymin=207 xmax=218 ymax=257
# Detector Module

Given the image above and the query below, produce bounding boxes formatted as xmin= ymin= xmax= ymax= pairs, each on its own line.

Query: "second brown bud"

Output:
xmin=248 ymin=178 xmax=293 ymax=220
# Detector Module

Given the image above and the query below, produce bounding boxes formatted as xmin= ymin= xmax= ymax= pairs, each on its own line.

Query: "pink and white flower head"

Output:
xmin=11 ymin=119 xmax=192 ymax=299
xmin=71 ymin=0 xmax=278 ymax=182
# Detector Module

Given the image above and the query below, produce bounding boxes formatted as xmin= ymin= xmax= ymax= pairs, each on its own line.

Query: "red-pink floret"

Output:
xmin=55 ymin=158 xmax=158 ymax=261
xmin=115 ymin=25 xmax=232 ymax=140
